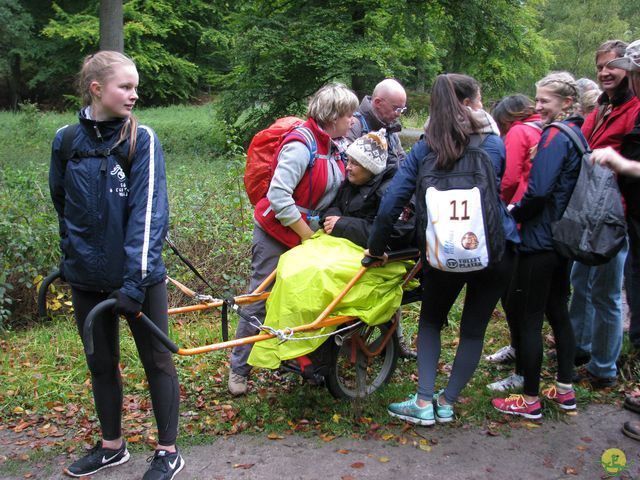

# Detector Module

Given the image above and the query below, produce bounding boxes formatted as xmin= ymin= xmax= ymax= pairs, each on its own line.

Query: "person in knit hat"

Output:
xmin=346 ymin=128 xmax=388 ymax=177
xmin=322 ymin=129 xmax=415 ymax=251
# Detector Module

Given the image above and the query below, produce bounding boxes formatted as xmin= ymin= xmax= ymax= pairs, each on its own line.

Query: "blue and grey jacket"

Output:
xmin=49 ymin=109 xmax=169 ymax=303
xmin=510 ymin=116 xmax=585 ymax=253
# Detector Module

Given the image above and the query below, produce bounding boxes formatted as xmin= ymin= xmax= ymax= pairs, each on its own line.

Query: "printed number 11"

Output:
xmin=450 ymin=200 xmax=470 ymax=220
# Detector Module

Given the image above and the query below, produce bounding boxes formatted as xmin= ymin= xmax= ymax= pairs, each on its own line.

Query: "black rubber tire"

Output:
xmin=325 ymin=322 xmax=399 ymax=399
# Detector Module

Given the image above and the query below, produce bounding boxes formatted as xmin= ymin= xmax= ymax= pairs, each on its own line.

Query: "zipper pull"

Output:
xmin=93 ymin=125 xmax=103 ymax=141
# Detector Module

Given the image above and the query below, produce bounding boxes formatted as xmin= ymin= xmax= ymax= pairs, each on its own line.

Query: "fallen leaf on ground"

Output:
xmin=351 ymin=462 xmax=365 ymax=469
xmin=233 ymin=463 xmax=255 ymax=469
xmin=337 ymin=449 xmax=349 ymax=454
xmin=267 ymin=433 xmax=283 ymax=440
xmin=378 ymin=456 xmax=390 ymax=463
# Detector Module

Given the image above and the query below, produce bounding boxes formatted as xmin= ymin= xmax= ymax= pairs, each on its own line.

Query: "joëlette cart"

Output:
xmin=38 ymin=247 xmax=421 ymax=400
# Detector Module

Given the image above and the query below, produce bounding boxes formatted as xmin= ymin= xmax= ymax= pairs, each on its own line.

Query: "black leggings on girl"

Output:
xmin=510 ymin=250 xmax=575 ymax=396
xmin=417 ymin=247 xmax=516 ymax=403
xmin=72 ymin=281 xmax=179 ymax=445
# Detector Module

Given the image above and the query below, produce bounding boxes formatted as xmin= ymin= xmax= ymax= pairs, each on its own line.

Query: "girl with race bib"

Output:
xmin=365 ymin=74 xmax=519 ymax=426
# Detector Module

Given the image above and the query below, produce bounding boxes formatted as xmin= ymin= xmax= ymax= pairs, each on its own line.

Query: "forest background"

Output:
xmin=1 ymin=2 xmax=640 ymax=468
xmin=2 ymin=0 xmax=640 ymax=134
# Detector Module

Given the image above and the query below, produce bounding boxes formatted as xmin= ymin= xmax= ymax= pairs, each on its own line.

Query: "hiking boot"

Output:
xmin=574 ymin=353 xmax=591 ymax=367
xmin=622 ymin=420 xmax=640 ymax=442
xmin=487 ymin=373 xmax=524 ymax=392
xmin=398 ymin=342 xmax=417 ymax=359
xmin=64 ymin=441 xmax=129 ymax=477
xmin=492 ymin=394 xmax=542 ymax=420
xmin=388 ymin=394 xmax=435 ymax=426
xmin=228 ymin=371 xmax=248 ymax=396
xmin=623 ymin=396 xmax=640 ymax=414
xmin=433 ymin=390 xmax=455 ymax=423
xmin=542 ymin=385 xmax=577 ymax=410
xmin=572 ymin=368 xmax=617 ymax=389
xmin=143 ymin=449 xmax=185 ymax=480
xmin=485 ymin=345 xmax=516 ymax=364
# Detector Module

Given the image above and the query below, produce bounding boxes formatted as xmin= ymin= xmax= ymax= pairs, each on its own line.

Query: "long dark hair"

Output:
xmin=491 ymin=94 xmax=535 ymax=136
xmin=426 ymin=73 xmax=481 ymax=169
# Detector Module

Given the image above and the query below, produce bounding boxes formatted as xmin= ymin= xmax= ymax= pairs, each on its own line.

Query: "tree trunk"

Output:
xmin=99 ymin=0 xmax=124 ymax=52
xmin=8 ymin=53 xmax=21 ymax=111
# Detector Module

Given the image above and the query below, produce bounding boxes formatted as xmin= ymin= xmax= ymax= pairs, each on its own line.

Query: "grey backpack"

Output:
xmin=550 ymin=122 xmax=627 ymax=266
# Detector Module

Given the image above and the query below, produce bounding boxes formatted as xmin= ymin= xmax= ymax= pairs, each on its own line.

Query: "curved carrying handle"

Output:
xmin=83 ymin=299 xmax=179 ymax=356
xmin=37 ymin=270 xmax=61 ymax=320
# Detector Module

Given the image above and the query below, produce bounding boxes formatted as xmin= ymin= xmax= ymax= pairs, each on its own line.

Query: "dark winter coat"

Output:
xmin=49 ymin=110 xmax=169 ymax=303
xmin=323 ymin=165 xmax=415 ymax=249
xmin=511 ymin=117 xmax=586 ymax=253
xmin=346 ymin=96 xmax=406 ymax=166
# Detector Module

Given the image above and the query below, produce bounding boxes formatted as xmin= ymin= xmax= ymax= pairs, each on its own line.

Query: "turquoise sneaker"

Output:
xmin=433 ymin=390 xmax=455 ymax=423
xmin=388 ymin=394 xmax=435 ymax=426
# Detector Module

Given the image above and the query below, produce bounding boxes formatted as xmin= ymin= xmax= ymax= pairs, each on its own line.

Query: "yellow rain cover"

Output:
xmin=248 ymin=232 xmax=412 ymax=370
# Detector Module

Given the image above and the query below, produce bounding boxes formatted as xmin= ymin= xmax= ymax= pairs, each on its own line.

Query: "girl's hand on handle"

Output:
xmin=362 ymin=249 xmax=389 ymax=268
xmin=109 ymin=290 xmax=142 ymax=318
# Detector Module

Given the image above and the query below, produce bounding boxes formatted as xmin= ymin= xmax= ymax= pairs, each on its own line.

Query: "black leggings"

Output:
xmin=508 ymin=250 xmax=575 ymax=396
xmin=72 ymin=282 xmax=179 ymax=445
xmin=417 ymin=246 xmax=516 ymax=403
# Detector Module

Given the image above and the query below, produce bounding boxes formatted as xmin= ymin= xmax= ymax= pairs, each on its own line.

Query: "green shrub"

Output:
xmin=0 ymin=104 xmax=251 ymax=327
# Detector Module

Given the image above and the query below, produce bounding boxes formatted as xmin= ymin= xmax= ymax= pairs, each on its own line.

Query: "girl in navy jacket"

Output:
xmin=492 ymin=72 xmax=585 ymax=420
xmin=49 ymin=51 xmax=184 ymax=480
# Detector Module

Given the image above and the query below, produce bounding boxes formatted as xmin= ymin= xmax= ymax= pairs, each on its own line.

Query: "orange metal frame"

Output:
xmin=167 ymin=256 xmax=421 ymax=357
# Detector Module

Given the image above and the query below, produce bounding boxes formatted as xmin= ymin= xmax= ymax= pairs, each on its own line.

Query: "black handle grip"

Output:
xmin=83 ymin=299 xmax=179 ymax=355
xmin=361 ymin=248 xmax=420 ymax=267
xmin=37 ymin=270 xmax=61 ymax=320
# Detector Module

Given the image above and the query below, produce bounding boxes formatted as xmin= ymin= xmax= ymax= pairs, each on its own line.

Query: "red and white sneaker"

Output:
xmin=542 ymin=385 xmax=576 ymax=410
xmin=492 ymin=394 xmax=542 ymax=420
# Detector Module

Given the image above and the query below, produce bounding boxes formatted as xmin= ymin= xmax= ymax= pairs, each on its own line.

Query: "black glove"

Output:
xmin=109 ymin=290 xmax=142 ymax=318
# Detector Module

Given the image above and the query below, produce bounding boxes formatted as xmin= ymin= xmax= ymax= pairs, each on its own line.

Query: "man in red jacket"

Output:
xmin=570 ymin=40 xmax=640 ymax=388
xmin=591 ymin=38 xmax=640 ymax=442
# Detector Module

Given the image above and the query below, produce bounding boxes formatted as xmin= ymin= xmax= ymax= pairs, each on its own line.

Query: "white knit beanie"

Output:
xmin=346 ymin=129 xmax=388 ymax=175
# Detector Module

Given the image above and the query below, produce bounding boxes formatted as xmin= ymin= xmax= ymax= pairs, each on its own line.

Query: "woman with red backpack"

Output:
xmin=229 ymin=83 xmax=359 ymax=396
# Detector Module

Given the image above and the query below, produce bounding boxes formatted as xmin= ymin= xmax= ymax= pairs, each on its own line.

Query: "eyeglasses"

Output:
xmin=381 ymin=97 xmax=407 ymax=114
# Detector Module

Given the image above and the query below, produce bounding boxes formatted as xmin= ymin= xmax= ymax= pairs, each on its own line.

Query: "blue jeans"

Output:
xmin=569 ymin=240 xmax=628 ymax=378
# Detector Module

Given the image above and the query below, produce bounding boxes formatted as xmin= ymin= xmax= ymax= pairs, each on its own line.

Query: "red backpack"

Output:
xmin=244 ymin=116 xmax=317 ymax=205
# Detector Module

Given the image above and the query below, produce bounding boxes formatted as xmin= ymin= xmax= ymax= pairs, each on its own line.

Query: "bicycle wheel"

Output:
xmin=325 ymin=322 xmax=399 ymax=399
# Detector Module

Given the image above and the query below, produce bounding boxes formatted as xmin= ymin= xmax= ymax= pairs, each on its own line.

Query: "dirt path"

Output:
xmin=1 ymin=404 xmax=638 ymax=480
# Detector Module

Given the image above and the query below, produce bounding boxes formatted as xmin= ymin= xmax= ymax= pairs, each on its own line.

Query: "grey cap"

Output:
xmin=607 ymin=39 xmax=640 ymax=72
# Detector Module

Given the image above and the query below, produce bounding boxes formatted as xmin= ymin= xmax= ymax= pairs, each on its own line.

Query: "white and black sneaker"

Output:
xmin=485 ymin=345 xmax=516 ymax=364
xmin=143 ymin=449 xmax=185 ymax=480
xmin=64 ymin=441 xmax=129 ymax=477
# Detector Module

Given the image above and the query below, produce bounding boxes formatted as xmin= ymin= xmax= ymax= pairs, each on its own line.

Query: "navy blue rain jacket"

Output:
xmin=49 ymin=110 xmax=169 ymax=303
xmin=368 ymin=134 xmax=519 ymax=256
xmin=510 ymin=117 xmax=585 ymax=253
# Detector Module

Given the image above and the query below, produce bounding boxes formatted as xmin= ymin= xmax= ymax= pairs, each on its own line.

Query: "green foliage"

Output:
xmin=15 ymin=0 xmax=236 ymax=109
xmin=0 ymin=105 xmax=247 ymax=325
xmin=542 ymin=0 xmax=633 ymax=81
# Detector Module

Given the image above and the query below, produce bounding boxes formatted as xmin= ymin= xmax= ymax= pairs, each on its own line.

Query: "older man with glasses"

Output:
xmin=346 ymin=78 xmax=408 ymax=168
